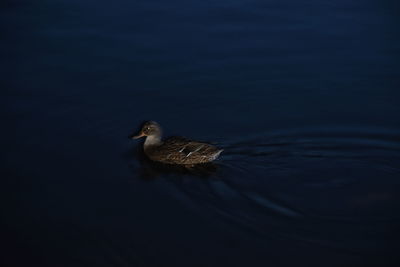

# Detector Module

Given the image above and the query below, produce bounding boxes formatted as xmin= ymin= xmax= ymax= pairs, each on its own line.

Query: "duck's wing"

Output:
xmin=161 ymin=136 xmax=219 ymax=158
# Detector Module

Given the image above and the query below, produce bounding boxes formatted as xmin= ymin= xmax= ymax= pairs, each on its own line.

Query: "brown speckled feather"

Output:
xmin=132 ymin=121 xmax=223 ymax=165
xmin=145 ymin=137 xmax=222 ymax=165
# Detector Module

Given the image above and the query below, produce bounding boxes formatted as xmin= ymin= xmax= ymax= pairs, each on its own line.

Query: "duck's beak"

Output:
xmin=130 ymin=132 xmax=145 ymax=139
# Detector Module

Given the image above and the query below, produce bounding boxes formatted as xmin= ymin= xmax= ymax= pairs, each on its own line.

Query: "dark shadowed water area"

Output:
xmin=2 ymin=0 xmax=400 ymax=266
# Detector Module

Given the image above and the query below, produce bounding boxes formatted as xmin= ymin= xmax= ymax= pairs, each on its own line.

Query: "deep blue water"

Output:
xmin=2 ymin=0 xmax=400 ymax=266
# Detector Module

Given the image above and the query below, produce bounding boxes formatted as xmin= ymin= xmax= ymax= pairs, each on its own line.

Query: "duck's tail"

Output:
xmin=211 ymin=149 xmax=223 ymax=161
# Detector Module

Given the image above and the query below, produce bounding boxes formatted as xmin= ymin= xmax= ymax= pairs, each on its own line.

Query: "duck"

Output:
xmin=130 ymin=121 xmax=223 ymax=165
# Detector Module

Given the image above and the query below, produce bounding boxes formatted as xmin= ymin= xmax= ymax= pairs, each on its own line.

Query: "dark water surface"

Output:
xmin=2 ymin=0 xmax=400 ymax=266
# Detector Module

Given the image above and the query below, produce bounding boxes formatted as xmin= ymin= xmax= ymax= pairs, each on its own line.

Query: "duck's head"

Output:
xmin=130 ymin=121 xmax=162 ymax=139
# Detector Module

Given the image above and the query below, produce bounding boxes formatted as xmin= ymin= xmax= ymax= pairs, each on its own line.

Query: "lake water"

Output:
xmin=2 ymin=0 xmax=400 ymax=266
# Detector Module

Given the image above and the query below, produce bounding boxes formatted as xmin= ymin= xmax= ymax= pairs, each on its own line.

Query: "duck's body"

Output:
xmin=131 ymin=121 xmax=223 ymax=165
